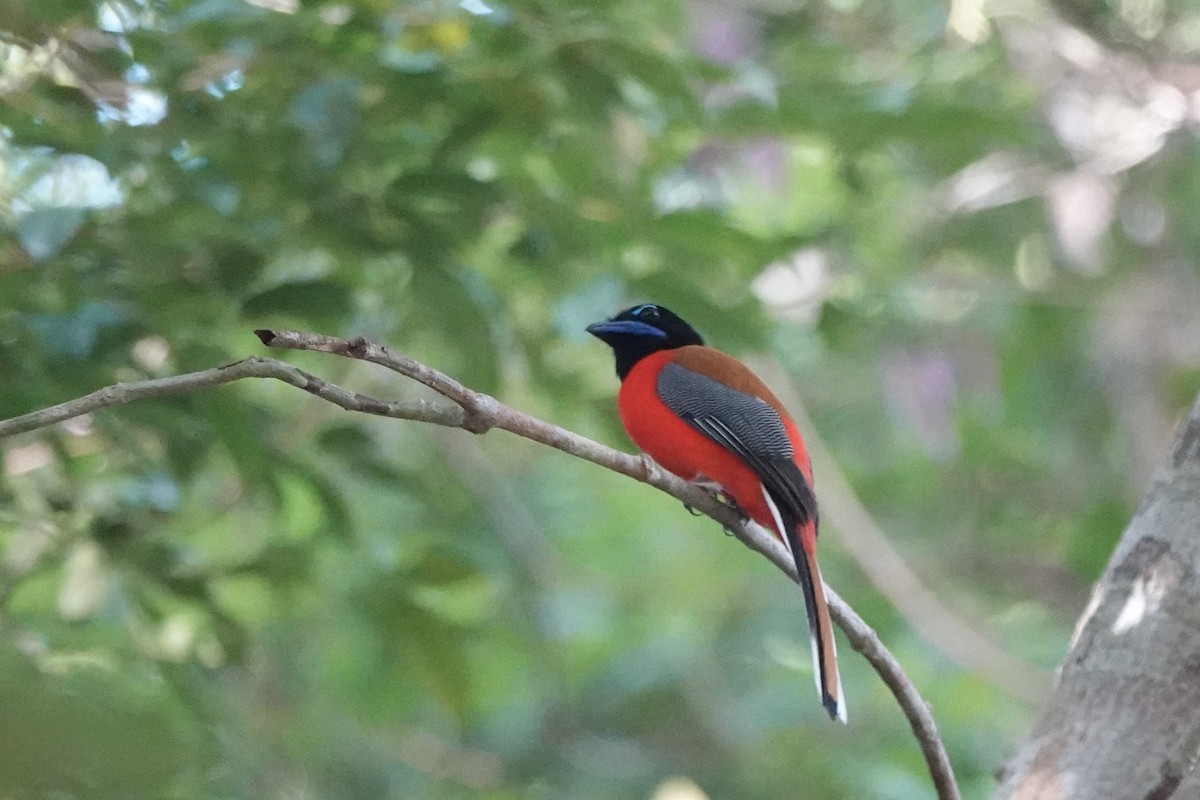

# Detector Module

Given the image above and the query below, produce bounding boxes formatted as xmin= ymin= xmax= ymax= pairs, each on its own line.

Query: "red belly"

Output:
xmin=617 ymin=351 xmax=779 ymax=537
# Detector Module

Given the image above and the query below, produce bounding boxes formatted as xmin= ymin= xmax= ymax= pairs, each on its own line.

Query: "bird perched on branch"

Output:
xmin=588 ymin=303 xmax=845 ymax=722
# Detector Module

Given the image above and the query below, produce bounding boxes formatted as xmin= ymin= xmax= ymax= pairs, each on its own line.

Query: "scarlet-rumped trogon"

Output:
xmin=588 ymin=303 xmax=845 ymax=722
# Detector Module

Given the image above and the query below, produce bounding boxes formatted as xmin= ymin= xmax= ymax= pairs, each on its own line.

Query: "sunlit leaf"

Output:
xmin=16 ymin=207 xmax=85 ymax=261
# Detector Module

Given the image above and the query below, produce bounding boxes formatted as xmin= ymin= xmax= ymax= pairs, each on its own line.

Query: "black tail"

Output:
xmin=792 ymin=541 xmax=846 ymax=723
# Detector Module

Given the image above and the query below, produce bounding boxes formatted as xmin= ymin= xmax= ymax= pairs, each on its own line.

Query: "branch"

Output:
xmin=0 ymin=356 xmax=463 ymax=439
xmin=255 ymin=329 xmax=961 ymax=800
xmin=0 ymin=332 xmax=961 ymax=800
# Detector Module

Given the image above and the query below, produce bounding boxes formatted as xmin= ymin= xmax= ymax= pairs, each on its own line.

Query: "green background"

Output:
xmin=2 ymin=0 xmax=1199 ymax=798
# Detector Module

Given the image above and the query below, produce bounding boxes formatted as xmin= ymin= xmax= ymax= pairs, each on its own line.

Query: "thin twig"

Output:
xmin=0 ymin=356 xmax=464 ymax=440
xmin=0 ymin=332 xmax=962 ymax=800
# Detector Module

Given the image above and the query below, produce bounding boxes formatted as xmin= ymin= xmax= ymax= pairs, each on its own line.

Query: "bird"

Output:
xmin=587 ymin=302 xmax=845 ymax=722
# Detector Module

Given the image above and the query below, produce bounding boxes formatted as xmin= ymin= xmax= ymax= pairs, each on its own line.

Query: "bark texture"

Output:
xmin=995 ymin=393 xmax=1200 ymax=800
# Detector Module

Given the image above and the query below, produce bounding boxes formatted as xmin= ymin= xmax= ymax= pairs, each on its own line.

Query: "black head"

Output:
xmin=586 ymin=303 xmax=704 ymax=379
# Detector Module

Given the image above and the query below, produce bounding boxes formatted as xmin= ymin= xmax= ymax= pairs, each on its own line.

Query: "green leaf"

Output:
xmin=241 ymin=279 xmax=353 ymax=326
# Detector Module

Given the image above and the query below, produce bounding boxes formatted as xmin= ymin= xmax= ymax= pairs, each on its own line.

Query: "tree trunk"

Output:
xmin=994 ymin=393 xmax=1200 ymax=799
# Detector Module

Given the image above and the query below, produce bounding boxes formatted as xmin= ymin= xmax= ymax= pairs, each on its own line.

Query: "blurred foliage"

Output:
xmin=2 ymin=0 xmax=1199 ymax=798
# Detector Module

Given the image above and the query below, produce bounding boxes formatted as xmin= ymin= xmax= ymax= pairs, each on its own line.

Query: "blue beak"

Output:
xmin=586 ymin=320 xmax=668 ymax=341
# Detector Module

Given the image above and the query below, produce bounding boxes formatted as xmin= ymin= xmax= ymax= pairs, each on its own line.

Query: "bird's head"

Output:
xmin=587 ymin=303 xmax=704 ymax=379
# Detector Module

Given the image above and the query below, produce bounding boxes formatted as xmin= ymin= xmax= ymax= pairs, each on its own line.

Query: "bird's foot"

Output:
xmin=687 ymin=483 xmax=748 ymax=534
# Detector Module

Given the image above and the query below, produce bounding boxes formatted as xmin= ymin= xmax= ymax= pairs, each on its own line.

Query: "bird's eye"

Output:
xmin=637 ymin=305 xmax=661 ymax=322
